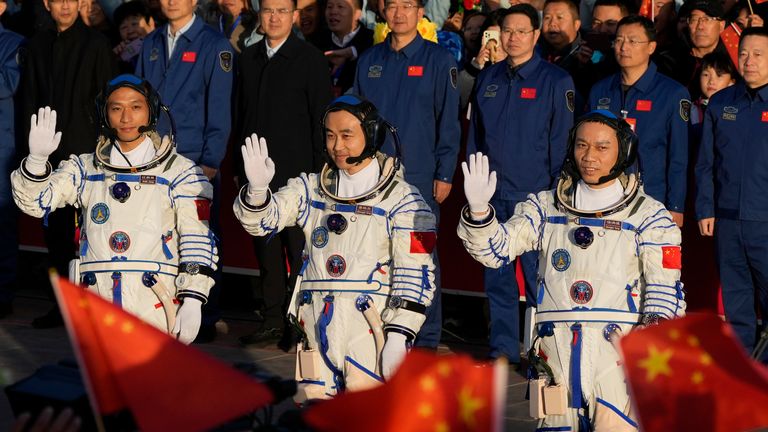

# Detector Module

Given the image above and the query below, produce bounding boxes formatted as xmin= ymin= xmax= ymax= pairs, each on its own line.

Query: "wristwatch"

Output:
xmin=381 ymin=295 xmax=427 ymax=322
xmin=179 ymin=262 xmax=215 ymax=277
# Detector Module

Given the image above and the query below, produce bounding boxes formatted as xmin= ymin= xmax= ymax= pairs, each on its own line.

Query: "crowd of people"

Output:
xmin=1 ymin=0 xmax=768 ymax=427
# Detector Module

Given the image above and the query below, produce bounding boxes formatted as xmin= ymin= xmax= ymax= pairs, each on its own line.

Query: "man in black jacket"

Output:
xmin=235 ymin=0 xmax=332 ymax=347
xmin=20 ymin=0 xmax=118 ymax=327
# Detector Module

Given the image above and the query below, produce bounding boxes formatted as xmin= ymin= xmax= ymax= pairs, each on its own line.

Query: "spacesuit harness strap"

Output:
xmin=85 ymin=173 xmax=172 ymax=186
xmin=309 ymin=200 xmax=387 ymax=217
xmin=535 ymin=309 xmax=642 ymax=325
xmin=546 ymin=216 xmax=637 ymax=232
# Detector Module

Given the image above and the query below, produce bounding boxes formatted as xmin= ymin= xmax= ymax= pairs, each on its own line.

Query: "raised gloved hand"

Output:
xmin=461 ymin=152 xmax=497 ymax=217
xmin=172 ymin=297 xmax=202 ymax=344
xmin=381 ymin=332 xmax=408 ymax=380
xmin=241 ymin=133 xmax=275 ymax=206
xmin=26 ymin=107 xmax=62 ymax=175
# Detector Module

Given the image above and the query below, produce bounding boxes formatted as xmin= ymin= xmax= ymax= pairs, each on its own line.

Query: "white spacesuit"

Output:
xmin=233 ymin=95 xmax=437 ymax=401
xmin=458 ymin=111 xmax=686 ymax=431
xmin=11 ymin=75 xmax=216 ymax=343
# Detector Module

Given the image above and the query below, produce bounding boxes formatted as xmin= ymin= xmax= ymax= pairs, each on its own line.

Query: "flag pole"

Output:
xmin=50 ymin=271 xmax=108 ymax=432
xmin=747 ymin=0 xmax=755 ymax=17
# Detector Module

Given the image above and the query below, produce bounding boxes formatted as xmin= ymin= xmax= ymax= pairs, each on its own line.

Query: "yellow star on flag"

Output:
xmin=418 ymin=403 xmax=433 ymax=418
xmin=638 ymin=345 xmax=673 ymax=382
xmin=691 ymin=371 xmax=704 ymax=385
xmin=435 ymin=420 xmax=449 ymax=432
xmin=103 ymin=313 xmax=116 ymax=326
xmin=668 ymin=329 xmax=680 ymax=340
xmin=437 ymin=361 xmax=451 ymax=377
xmin=121 ymin=321 xmax=134 ymax=333
xmin=458 ymin=386 xmax=485 ymax=428
xmin=700 ymin=353 xmax=712 ymax=366
xmin=687 ymin=336 xmax=700 ymax=347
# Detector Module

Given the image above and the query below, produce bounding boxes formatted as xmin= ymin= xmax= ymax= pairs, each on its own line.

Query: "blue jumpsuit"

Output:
xmin=695 ymin=82 xmax=768 ymax=361
xmin=353 ymin=33 xmax=461 ymax=348
xmin=0 ymin=24 xmax=23 ymax=307
xmin=588 ymin=62 xmax=690 ymax=213
xmin=467 ymin=54 xmax=575 ymax=361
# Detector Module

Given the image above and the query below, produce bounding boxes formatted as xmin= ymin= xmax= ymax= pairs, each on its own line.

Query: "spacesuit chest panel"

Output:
xmin=301 ymin=187 xmax=395 ymax=292
xmin=79 ymin=164 xmax=176 ymax=264
xmin=537 ymin=209 xmax=644 ymax=314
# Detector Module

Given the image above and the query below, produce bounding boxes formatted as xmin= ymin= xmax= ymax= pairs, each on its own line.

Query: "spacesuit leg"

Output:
xmin=343 ymin=295 xmax=385 ymax=392
xmin=591 ymin=331 xmax=637 ymax=431
xmin=536 ymin=327 xmax=586 ymax=431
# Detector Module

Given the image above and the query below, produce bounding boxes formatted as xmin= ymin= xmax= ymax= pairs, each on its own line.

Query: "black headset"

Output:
xmin=95 ymin=74 xmax=165 ymax=139
xmin=561 ymin=109 xmax=639 ymax=185
xmin=321 ymin=94 xmax=396 ymax=166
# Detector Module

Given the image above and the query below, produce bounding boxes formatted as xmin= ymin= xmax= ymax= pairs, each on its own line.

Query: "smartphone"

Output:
xmin=482 ymin=30 xmax=500 ymax=49
xmin=582 ymin=32 xmax=613 ymax=54
xmin=119 ymin=38 xmax=143 ymax=62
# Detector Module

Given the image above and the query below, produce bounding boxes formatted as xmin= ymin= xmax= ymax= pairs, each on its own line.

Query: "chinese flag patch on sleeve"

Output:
xmin=195 ymin=199 xmax=211 ymax=221
xmin=410 ymin=231 xmax=437 ymax=254
xmin=661 ymin=246 xmax=682 ymax=269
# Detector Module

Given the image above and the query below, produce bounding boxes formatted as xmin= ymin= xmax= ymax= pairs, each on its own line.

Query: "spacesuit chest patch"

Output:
xmin=551 ymin=249 xmax=570 ymax=272
xmin=91 ymin=203 xmax=110 ymax=224
xmin=326 ymin=254 xmax=346 ymax=277
xmin=312 ymin=227 xmax=329 ymax=248
xmin=570 ymin=280 xmax=593 ymax=304
xmin=109 ymin=231 xmax=131 ymax=253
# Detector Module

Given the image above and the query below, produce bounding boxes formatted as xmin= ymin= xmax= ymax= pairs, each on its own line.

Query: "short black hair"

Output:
xmin=739 ymin=26 xmax=768 ymax=49
xmin=114 ymin=0 xmax=153 ymax=27
xmin=700 ymin=51 xmax=737 ymax=76
xmin=543 ymin=0 xmax=580 ymax=21
xmin=616 ymin=14 xmax=656 ymax=41
xmin=592 ymin=0 xmax=630 ymax=17
xmin=384 ymin=0 xmax=425 ymax=8
xmin=497 ymin=3 xmax=540 ymax=30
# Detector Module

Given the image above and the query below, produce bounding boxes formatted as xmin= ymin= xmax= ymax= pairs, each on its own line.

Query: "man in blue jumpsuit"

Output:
xmin=0 ymin=0 xmax=23 ymax=318
xmin=588 ymin=15 xmax=689 ymax=227
xmin=696 ymin=27 xmax=768 ymax=362
xmin=467 ymin=4 xmax=575 ymax=362
xmin=353 ymin=0 xmax=460 ymax=348
xmin=136 ymin=0 xmax=233 ymax=341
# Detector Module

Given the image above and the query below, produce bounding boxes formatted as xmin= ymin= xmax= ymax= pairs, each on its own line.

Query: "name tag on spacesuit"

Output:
xmin=140 ymin=175 xmax=157 ymax=184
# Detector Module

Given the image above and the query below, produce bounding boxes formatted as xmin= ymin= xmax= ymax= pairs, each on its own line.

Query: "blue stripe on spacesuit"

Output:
xmin=595 ymin=398 xmax=638 ymax=428
xmin=626 ymin=284 xmax=637 ymax=313
xmin=390 ymin=193 xmax=427 ymax=215
xmin=317 ymin=296 xmax=344 ymax=391
xmin=570 ymin=323 xmax=583 ymax=410
xmin=85 ymin=174 xmax=172 ymax=185
xmin=546 ymin=216 xmax=637 ymax=232
xmin=344 ymin=356 xmax=383 ymax=382
xmin=637 ymin=241 xmax=676 ymax=247
xmin=111 ymin=272 xmax=122 ymax=307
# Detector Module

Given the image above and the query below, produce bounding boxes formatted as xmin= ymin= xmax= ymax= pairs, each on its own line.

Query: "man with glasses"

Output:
xmin=467 ymin=3 xmax=575 ymax=365
xmin=657 ymin=0 xmax=733 ymax=99
xmin=19 ymin=0 xmax=118 ymax=328
xmin=588 ymin=15 xmax=690 ymax=228
xmin=235 ymin=0 xmax=332 ymax=348
xmin=353 ymin=0 xmax=460 ymax=350
xmin=696 ymin=27 xmax=768 ymax=363
xmin=137 ymin=0 xmax=234 ymax=342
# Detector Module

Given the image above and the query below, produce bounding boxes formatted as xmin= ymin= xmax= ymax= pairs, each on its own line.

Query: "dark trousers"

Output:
xmin=484 ymin=198 xmax=538 ymax=362
xmin=716 ymin=218 xmax=768 ymax=362
xmin=252 ymin=225 xmax=305 ymax=329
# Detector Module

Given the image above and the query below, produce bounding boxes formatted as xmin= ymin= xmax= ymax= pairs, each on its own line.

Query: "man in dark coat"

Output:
xmin=19 ymin=0 xmax=117 ymax=328
xmin=235 ymin=0 xmax=332 ymax=346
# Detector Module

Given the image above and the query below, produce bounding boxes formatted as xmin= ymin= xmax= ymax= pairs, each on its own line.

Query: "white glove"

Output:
xmin=241 ymin=133 xmax=275 ymax=206
xmin=172 ymin=297 xmax=202 ymax=344
xmin=26 ymin=106 xmax=62 ymax=175
xmin=461 ymin=152 xmax=497 ymax=217
xmin=381 ymin=332 xmax=408 ymax=380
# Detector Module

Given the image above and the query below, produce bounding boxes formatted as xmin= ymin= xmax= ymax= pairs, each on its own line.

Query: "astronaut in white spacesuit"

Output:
xmin=11 ymin=74 xmax=217 ymax=344
xmin=233 ymin=95 xmax=437 ymax=401
xmin=458 ymin=110 xmax=686 ymax=431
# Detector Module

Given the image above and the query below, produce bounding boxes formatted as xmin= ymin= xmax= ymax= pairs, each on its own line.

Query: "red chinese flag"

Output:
xmin=195 ymin=199 xmax=211 ymax=221
xmin=639 ymin=0 xmax=653 ymax=19
xmin=304 ymin=350 xmax=508 ymax=432
xmin=758 ymin=0 xmax=768 ymax=4
xmin=620 ymin=313 xmax=768 ymax=432
xmin=520 ymin=88 xmax=537 ymax=99
xmin=182 ymin=51 xmax=197 ymax=62
xmin=52 ymin=275 xmax=273 ymax=432
xmin=720 ymin=24 xmax=741 ymax=67
xmin=410 ymin=231 xmax=437 ymax=254
xmin=762 ymin=111 xmax=768 ymax=122
xmin=636 ymin=99 xmax=653 ymax=111
xmin=661 ymin=245 xmax=682 ymax=269
xmin=407 ymin=66 xmax=424 ymax=77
